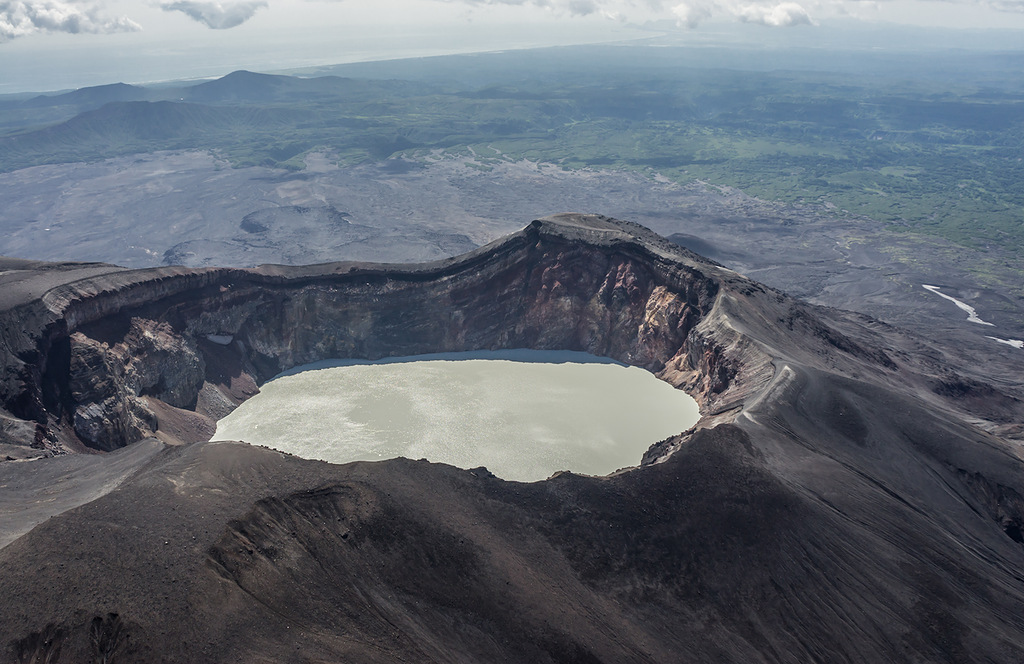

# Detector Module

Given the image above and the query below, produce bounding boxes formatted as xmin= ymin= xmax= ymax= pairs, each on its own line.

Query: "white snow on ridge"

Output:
xmin=987 ymin=337 xmax=1024 ymax=349
xmin=922 ymin=284 xmax=995 ymax=327
xmin=922 ymin=284 xmax=1023 ymax=350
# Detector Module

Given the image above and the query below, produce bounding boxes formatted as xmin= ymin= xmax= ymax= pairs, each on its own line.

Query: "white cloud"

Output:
xmin=160 ymin=0 xmax=267 ymax=29
xmin=671 ymin=0 xmax=814 ymax=26
xmin=453 ymin=0 xmax=554 ymax=7
xmin=672 ymin=0 xmax=714 ymax=26
xmin=0 ymin=1 xmax=140 ymax=41
xmin=986 ymin=0 xmax=1024 ymax=11
xmin=444 ymin=0 xmax=817 ymax=26
xmin=5 ymin=0 xmax=1020 ymax=46
xmin=735 ymin=1 xmax=813 ymax=25
xmin=568 ymin=0 xmax=598 ymax=14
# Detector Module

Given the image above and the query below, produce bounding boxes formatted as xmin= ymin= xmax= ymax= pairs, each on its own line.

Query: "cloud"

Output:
xmin=0 ymin=1 xmax=140 ymax=41
xmin=671 ymin=1 xmax=714 ymax=26
xmin=735 ymin=1 xmax=813 ymax=25
xmin=160 ymin=0 xmax=267 ymax=29
xmin=448 ymin=0 xmax=817 ymax=26
xmin=986 ymin=0 xmax=1024 ymax=11
xmin=568 ymin=0 xmax=598 ymax=14
xmin=454 ymin=0 xmax=552 ymax=6
xmin=671 ymin=0 xmax=813 ymax=26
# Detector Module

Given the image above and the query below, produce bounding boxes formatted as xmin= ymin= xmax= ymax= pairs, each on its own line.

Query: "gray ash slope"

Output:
xmin=1 ymin=214 xmax=1024 ymax=663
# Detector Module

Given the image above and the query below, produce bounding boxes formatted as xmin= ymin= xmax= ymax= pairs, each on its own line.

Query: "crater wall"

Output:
xmin=4 ymin=215 xmax=1024 ymax=663
xmin=2 ymin=215 xmax=772 ymax=455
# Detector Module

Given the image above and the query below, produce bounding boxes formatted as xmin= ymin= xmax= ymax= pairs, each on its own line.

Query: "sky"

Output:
xmin=2 ymin=0 xmax=1024 ymax=93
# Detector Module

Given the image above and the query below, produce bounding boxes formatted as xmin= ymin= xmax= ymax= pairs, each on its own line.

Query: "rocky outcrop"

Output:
xmin=2 ymin=214 xmax=1016 ymax=457
xmin=0 ymin=215 xmax=778 ymax=454
xmin=67 ymin=318 xmax=205 ymax=450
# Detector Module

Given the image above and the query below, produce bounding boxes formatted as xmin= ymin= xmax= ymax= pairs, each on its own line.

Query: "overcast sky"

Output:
xmin=2 ymin=0 xmax=1023 ymax=93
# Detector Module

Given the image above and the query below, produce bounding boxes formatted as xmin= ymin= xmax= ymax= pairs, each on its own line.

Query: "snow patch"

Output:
xmin=922 ymin=285 xmax=994 ymax=326
xmin=987 ymin=337 xmax=1024 ymax=349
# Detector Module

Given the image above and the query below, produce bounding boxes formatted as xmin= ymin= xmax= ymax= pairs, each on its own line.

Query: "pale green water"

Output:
xmin=213 ymin=350 xmax=699 ymax=482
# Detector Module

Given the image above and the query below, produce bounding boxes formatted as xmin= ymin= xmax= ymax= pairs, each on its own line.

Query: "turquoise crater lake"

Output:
xmin=213 ymin=350 xmax=700 ymax=482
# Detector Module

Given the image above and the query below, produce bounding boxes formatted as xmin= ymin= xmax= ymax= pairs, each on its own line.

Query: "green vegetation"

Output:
xmin=2 ymin=54 xmax=1023 ymax=252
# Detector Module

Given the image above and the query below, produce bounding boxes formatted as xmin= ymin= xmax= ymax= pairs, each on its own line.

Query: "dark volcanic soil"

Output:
xmin=1 ymin=215 xmax=1023 ymax=662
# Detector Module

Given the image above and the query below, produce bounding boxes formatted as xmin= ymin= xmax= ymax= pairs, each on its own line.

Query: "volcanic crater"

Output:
xmin=1 ymin=214 xmax=1024 ymax=663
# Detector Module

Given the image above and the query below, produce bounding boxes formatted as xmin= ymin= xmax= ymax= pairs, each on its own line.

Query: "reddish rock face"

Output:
xmin=3 ymin=214 xmax=1012 ymax=458
xmin=67 ymin=317 xmax=205 ymax=450
xmin=4 ymin=215 xmax=748 ymax=454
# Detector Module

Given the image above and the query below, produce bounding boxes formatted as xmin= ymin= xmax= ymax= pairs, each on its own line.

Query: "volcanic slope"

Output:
xmin=1 ymin=214 xmax=1024 ymax=662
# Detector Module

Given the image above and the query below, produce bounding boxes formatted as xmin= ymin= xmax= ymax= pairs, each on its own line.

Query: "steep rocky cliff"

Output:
xmin=2 ymin=215 xmax=773 ymax=456
xmin=1 ymin=215 xmax=1023 ymax=663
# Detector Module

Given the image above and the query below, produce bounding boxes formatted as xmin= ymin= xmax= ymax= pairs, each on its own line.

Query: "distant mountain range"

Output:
xmin=8 ymin=70 xmax=428 ymax=110
xmin=0 ymin=71 xmax=437 ymax=170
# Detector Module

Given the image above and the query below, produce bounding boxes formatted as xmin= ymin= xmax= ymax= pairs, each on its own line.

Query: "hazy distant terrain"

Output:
xmin=3 ymin=46 xmax=1023 ymax=251
xmin=1 ymin=44 xmax=1022 ymax=352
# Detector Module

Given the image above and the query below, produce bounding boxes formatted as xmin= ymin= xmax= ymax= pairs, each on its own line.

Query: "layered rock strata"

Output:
xmin=2 ymin=214 xmax=771 ymax=455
